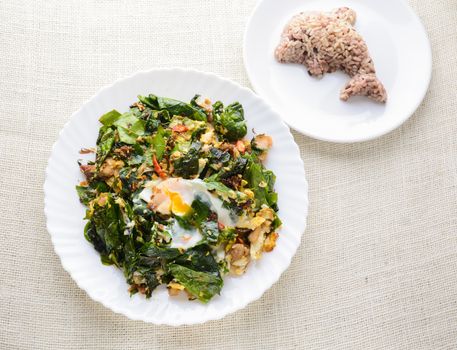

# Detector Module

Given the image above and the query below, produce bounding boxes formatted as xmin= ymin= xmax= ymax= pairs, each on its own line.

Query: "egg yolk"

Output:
xmin=164 ymin=189 xmax=191 ymax=216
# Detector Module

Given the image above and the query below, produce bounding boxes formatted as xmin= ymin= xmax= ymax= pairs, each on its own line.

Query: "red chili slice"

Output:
xmin=152 ymin=155 xmax=167 ymax=179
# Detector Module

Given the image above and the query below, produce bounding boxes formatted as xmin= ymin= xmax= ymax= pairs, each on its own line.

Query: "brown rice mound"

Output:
xmin=275 ymin=7 xmax=387 ymax=103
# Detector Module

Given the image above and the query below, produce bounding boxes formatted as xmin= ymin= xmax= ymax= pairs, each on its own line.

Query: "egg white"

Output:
xmin=139 ymin=178 xmax=236 ymax=249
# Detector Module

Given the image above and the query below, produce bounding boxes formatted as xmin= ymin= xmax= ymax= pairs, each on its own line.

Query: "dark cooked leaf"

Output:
xmin=129 ymin=266 xmax=160 ymax=298
xmin=76 ymin=185 xmax=96 ymax=205
xmin=168 ymin=264 xmax=223 ymax=303
xmin=141 ymin=243 xmax=181 ymax=260
xmin=191 ymin=197 xmax=210 ymax=225
xmin=123 ymin=236 xmax=137 ymax=266
xmin=122 ymin=235 xmax=138 ymax=277
xmin=131 ymin=211 xmax=155 ymax=242
xmin=139 ymin=94 xmax=206 ymax=121
xmin=172 ymin=141 xmax=201 ymax=178
xmin=118 ymin=167 xmax=138 ymax=198
xmin=128 ymin=143 xmax=145 ymax=165
xmin=145 ymin=114 xmax=160 ymax=133
xmin=212 ymin=101 xmax=224 ymax=116
xmin=84 ymin=220 xmax=107 ymax=254
xmin=244 ymin=156 xmax=278 ymax=210
xmin=138 ymin=94 xmax=159 ymax=109
xmin=96 ymin=126 xmax=115 ymax=166
xmin=200 ymin=220 xmax=219 ymax=244
xmin=191 ymin=124 xmax=207 ymax=142
xmin=154 ymin=110 xmax=171 ymax=124
xmin=208 ymin=147 xmax=231 ymax=169
xmin=173 ymin=244 xmax=219 ymax=273
xmin=136 ymin=245 xmax=171 ymax=272
xmin=184 ymin=199 xmax=219 ymax=243
xmin=244 ymin=160 xmax=267 ymax=209
xmin=218 ymin=156 xmax=248 ymax=180
xmin=157 ymin=96 xmax=207 ymax=121
xmin=189 ymin=94 xmax=208 ymax=117
xmin=90 ymin=193 xmax=123 ymax=252
xmin=141 ymin=270 xmax=160 ymax=297
xmin=213 ymin=102 xmax=247 ymax=141
xmin=93 ymin=181 xmax=110 ymax=193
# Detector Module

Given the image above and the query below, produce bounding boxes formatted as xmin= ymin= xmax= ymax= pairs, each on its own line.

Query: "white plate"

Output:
xmin=244 ymin=0 xmax=432 ymax=142
xmin=44 ymin=68 xmax=308 ymax=325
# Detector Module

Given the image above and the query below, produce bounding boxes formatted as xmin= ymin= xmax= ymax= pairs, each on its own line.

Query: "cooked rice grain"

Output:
xmin=275 ymin=7 xmax=387 ymax=103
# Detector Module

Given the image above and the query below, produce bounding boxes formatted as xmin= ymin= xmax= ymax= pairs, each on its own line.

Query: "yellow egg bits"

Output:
xmin=163 ymin=188 xmax=192 ymax=216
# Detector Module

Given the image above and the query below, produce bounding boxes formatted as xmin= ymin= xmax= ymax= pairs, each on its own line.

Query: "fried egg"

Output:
xmin=139 ymin=178 xmax=236 ymax=249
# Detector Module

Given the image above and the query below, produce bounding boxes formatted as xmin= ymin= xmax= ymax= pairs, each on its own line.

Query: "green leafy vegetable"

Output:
xmin=219 ymin=227 xmax=236 ymax=243
xmin=168 ymin=264 xmax=223 ymax=303
xmin=188 ymin=197 xmax=209 ymax=225
xmin=190 ymin=94 xmax=207 ymax=116
xmin=139 ymin=94 xmax=207 ymax=121
xmin=200 ymin=220 xmax=219 ymax=244
xmin=203 ymin=177 xmax=233 ymax=194
xmin=244 ymin=155 xmax=278 ymax=210
xmin=84 ymin=193 xmax=124 ymax=263
xmin=76 ymin=185 xmax=96 ymax=205
xmin=173 ymin=244 xmax=220 ymax=274
xmin=208 ymin=147 xmax=231 ymax=170
xmin=141 ymin=243 xmax=181 ymax=260
xmin=204 ymin=176 xmax=246 ymax=202
xmin=113 ymin=112 xmax=146 ymax=144
xmin=96 ymin=126 xmax=115 ymax=166
xmin=213 ymin=102 xmax=247 ymax=141
xmin=172 ymin=141 xmax=201 ymax=178
xmin=218 ymin=156 xmax=248 ymax=181
xmin=99 ymin=109 xmax=122 ymax=126
xmin=77 ymin=93 xmax=280 ymax=302
xmin=151 ymin=125 xmax=167 ymax=160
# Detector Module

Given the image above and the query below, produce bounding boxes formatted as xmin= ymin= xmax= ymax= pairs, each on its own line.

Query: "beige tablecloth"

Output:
xmin=1 ymin=0 xmax=456 ymax=349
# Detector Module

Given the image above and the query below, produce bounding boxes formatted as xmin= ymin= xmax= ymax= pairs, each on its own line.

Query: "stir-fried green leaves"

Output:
xmin=141 ymin=243 xmax=181 ymax=260
xmin=96 ymin=126 xmax=115 ymax=166
xmin=244 ymin=155 xmax=278 ymax=210
xmin=76 ymin=185 xmax=97 ymax=206
xmin=114 ymin=112 xmax=146 ymax=144
xmin=139 ymin=94 xmax=207 ymax=121
xmin=190 ymin=197 xmax=211 ymax=225
xmin=168 ymin=264 xmax=222 ymax=303
xmin=76 ymin=93 xmax=280 ymax=302
xmin=204 ymin=177 xmax=247 ymax=202
xmin=173 ymin=244 xmax=220 ymax=274
xmin=85 ymin=193 xmax=123 ymax=259
xmin=213 ymin=102 xmax=247 ymax=141
xmin=99 ymin=109 xmax=122 ymax=126
xmin=151 ymin=125 xmax=167 ymax=160
xmin=172 ymin=141 xmax=201 ymax=178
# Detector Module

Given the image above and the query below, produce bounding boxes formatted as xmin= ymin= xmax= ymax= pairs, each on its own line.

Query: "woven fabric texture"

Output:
xmin=1 ymin=0 xmax=456 ymax=349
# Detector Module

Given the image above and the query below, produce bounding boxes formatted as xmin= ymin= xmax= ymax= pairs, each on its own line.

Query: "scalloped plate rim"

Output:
xmin=43 ymin=67 xmax=308 ymax=325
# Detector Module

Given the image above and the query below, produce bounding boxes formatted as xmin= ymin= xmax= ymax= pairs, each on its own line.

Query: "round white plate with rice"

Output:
xmin=243 ymin=0 xmax=432 ymax=143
